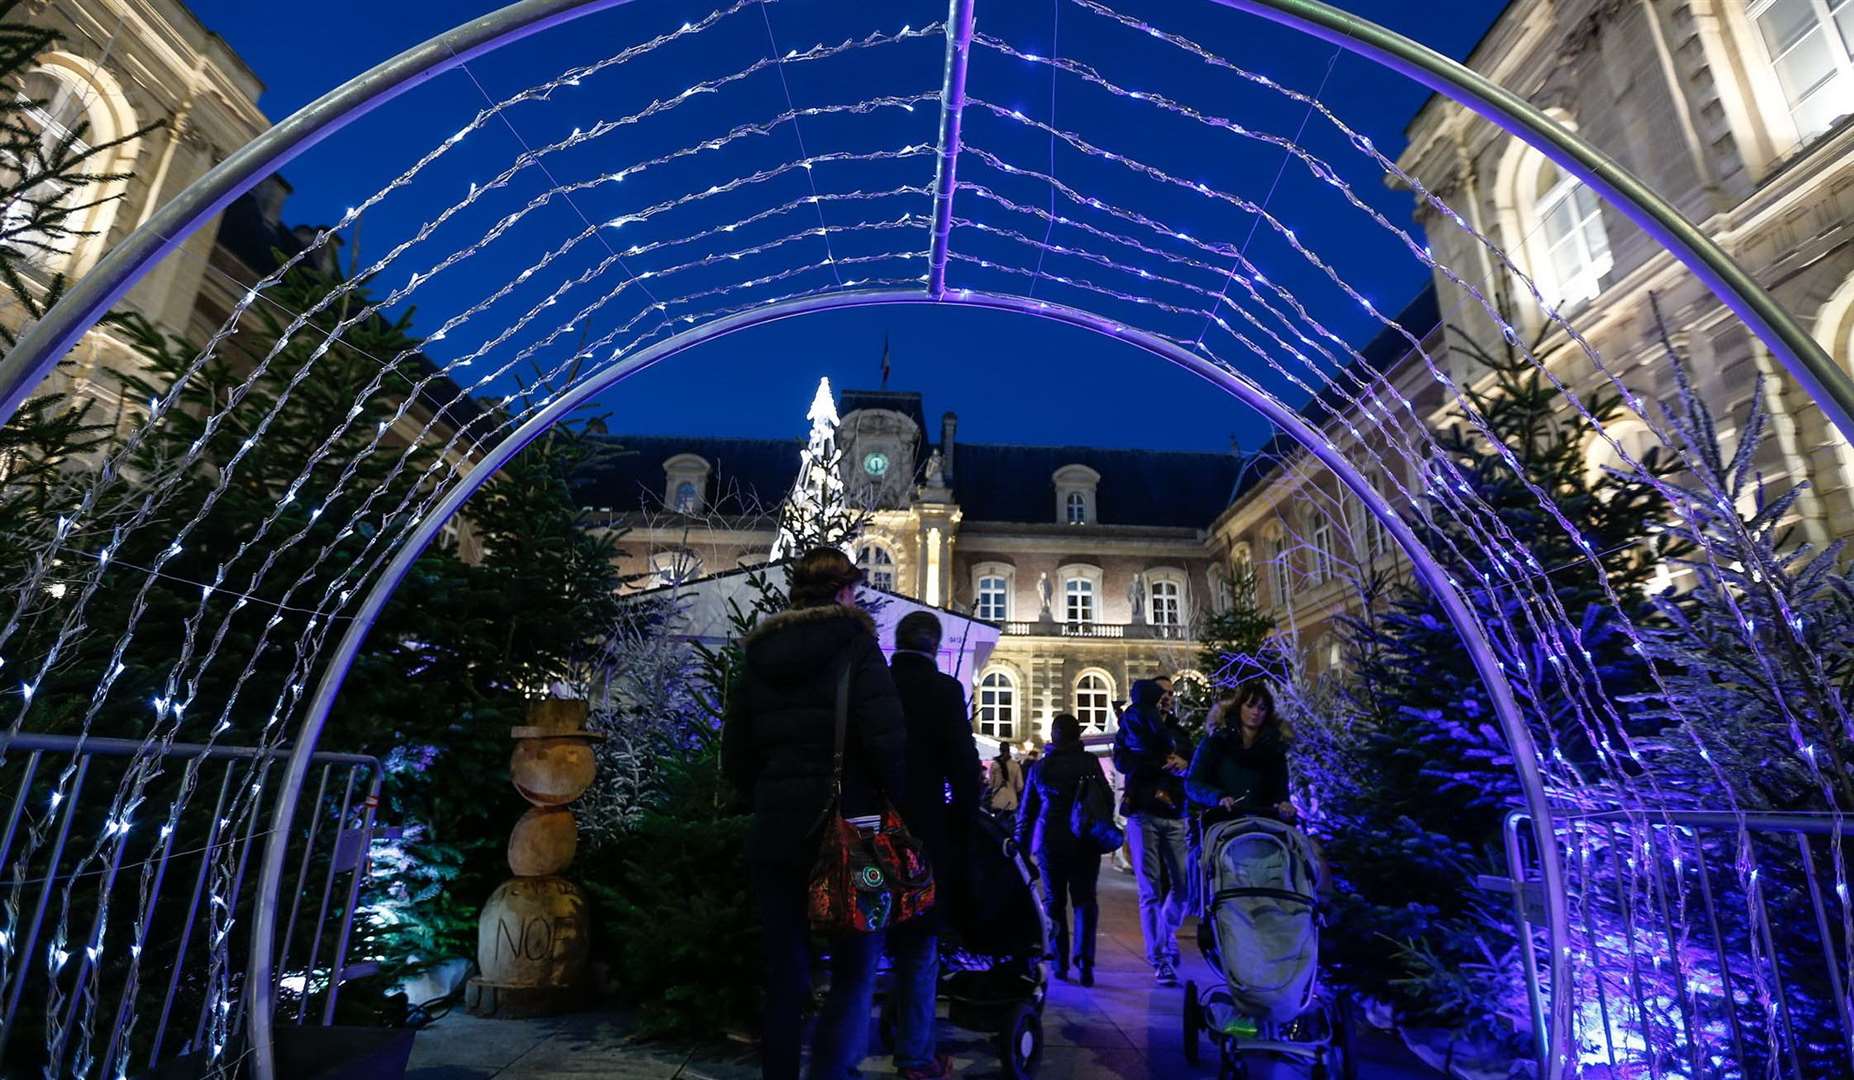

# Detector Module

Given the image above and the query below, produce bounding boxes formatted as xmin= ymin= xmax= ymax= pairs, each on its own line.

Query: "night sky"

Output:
xmin=184 ymin=0 xmax=1506 ymax=453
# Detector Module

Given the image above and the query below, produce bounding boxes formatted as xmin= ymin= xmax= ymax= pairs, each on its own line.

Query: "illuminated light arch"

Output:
xmin=0 ymin=3 xmax=1848 ymax=1078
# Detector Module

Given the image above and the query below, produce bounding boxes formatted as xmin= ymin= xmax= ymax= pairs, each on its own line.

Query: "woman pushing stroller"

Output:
xmin=1185 ymin=683 xmax=1296 ymax=827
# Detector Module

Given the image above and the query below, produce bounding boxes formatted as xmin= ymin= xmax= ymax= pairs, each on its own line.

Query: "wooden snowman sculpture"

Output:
xmin=466 ymin=699 xmax=599 ymax=1017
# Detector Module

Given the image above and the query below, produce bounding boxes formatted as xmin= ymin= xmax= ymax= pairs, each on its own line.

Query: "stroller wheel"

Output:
xmin=997 ymin=1001 xmax=1044 ymax=1080
xmin=1181 ymin=979 xmax=1202 ymax=1066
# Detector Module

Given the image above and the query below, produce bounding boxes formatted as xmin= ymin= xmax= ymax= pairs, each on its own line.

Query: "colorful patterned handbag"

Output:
xmin=806 ymin=651 xmax=936 ymax=934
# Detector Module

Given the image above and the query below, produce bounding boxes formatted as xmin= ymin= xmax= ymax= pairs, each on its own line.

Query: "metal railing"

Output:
xmin=1493 ymin=807 xmax=1854 ymax=1079
xmin=0 ymin=732 xmax=381 ymax=1076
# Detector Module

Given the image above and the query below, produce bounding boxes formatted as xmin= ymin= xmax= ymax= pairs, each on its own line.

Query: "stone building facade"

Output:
xmin=576 ymin=384 xmax=1244 ymax=749
xmin=6 ymin=0 xmax=487 ymax=556
xmin=1212 ymin=0 xmax=1854 ymax=678
xmin=1397 ymin=0 xmax=1854 ymax=546
xmin=6 ymin=0 xmax=269 ymax=411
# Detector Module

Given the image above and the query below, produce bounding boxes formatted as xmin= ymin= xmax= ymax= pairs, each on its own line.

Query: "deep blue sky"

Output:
xmin=186 ymin=0 xmax=1505 ymax=453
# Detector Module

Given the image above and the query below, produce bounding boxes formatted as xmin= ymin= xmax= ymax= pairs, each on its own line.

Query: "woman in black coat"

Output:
xmin=1015 ymin=713 xmax=1109 ymax=986
xmin=722 ymin=547 xmax=908 ymax=1080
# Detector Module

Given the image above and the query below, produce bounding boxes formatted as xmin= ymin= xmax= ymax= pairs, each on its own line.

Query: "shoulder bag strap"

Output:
xmin=829 ymin=646 xmax=855 ymax=799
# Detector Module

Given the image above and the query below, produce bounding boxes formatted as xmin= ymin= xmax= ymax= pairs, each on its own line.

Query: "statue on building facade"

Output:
xmin=922 ymin=448 xmax=945 ymax=489
xmin=1128 ymin=571 xmax=1147 ymax=624
xmin=1037 ymin=572 xmax=1054 ymax=619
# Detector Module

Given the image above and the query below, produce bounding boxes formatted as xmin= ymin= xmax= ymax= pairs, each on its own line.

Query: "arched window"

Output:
xmin=1497 ymin=119 xmax=1614 ymax=318
xmin=4 ymin=58 xmax=140 ymax=276
xmin=1532 ymin=160 xmax=1613 ymax=308
xmin=978 ymin=669 xmax=1017 ymax=740
xmin=663 ymin=453 xmax=710 ymax=513
xmin=1053 ymin=464 xmax=1100 ymax=525
xmin=1074 ymin=671 xmax=1115 ymax=733
xmin=1750 ymin=0 xmax=1854 ymax=140
xmin=856 ymin=541 xmax=896 ymax=590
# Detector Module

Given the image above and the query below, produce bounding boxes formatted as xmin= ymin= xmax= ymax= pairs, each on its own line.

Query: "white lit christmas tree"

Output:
xmin=771 ymin=377 xmax=860 ymax=558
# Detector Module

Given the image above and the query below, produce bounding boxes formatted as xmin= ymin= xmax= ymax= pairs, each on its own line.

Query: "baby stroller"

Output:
xmin=1182 ymin=815 xmax=1356 ymax=1080
xmin=876 ymin=810 xmax=1049 ymax=1079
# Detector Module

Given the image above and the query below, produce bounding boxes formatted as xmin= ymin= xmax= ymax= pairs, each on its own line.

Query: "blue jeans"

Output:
xmin=887 ymin=922 xmax=939 ymax=1070
xmin=751 ymin=861 xmax=885 ymax=1080
xmin=1126 ymin=813 xmax=1190 ymax=967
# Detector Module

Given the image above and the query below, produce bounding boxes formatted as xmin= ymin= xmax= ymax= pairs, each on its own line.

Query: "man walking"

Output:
xmin=888 ymin=612 xmax=982 ymax=1079
xmin=1112 ymin=677 xmax=1194 ymax=986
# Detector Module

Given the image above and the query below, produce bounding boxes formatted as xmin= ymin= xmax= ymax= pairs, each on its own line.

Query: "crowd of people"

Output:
xmin=721 ymin=547 xmax=1296 ymax=1080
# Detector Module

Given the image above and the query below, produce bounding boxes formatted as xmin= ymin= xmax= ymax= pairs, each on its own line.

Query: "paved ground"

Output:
xmin=406 ymin=874 xmax=1441 ymax=1079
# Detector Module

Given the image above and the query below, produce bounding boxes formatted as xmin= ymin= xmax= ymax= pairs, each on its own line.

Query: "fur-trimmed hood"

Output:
xmin=741 ymin=603 xmax=878 ymax=687
xmin=743 ymin=602 xmax=877 ymax=645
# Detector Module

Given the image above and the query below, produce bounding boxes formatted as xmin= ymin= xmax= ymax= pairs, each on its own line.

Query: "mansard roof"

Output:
xmin=571 ymin=431 xmax=1241 ymax=529
xmin=571 ymin=434 xmax=802 ymax=518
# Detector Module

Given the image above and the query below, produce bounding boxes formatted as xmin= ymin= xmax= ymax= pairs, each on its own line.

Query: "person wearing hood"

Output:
xmin=1111 ymin=677 xmax=1194 ymax=986
xmin=1016 ymin=713 xmax=1110 ymax=986
xmin=722 ymin=547 xmax=908 ymax=1080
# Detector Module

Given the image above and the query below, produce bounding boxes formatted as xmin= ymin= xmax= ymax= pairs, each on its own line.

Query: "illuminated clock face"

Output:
xmin=863 ymin=451 xmax=891 ymax=478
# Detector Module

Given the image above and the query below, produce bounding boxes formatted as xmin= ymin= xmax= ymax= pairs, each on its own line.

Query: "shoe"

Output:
xmin=1079 ymin=965 xmax=1095 ymax=988
xmin=1055 ymin=962 xmax=1070 ymax=982
xmin=1155 ymin=961 xmax=1179 ymax=987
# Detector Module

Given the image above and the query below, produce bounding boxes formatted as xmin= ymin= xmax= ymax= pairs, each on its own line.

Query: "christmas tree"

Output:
xmin=770 ymin=376 xmax=860 ymax=558
xmin=1313 ymin=318 xmax=1681 ymax=1052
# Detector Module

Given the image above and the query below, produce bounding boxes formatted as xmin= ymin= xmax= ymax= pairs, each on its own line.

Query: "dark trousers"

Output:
xmin=1035 ymin=847 xmax=1102 ymax=970
xmin=750 ymin=860 xmax=884 ymax=1080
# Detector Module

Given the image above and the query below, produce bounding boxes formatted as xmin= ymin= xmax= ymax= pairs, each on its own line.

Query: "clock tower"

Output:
xmin=838 ymin=388 xmax=926 ymax=511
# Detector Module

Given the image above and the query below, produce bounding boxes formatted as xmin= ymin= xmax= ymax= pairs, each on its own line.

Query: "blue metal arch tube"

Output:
xmin=246 ymin=289 xmax=1574 ymax=1079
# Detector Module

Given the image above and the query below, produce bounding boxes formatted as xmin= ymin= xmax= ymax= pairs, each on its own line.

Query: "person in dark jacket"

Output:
xmin=1186 ymin=681 xmax=1296 ymax=826
xmin=1016 ymin=713 xmax=1110 ymax=985
xmin=886 ymin=611 xmax=980 ymax=1080
xmin=721 ymin=547 xmax=908 ymax=1080
xmin=1112 ymin=678 xmax=1194 ymax=985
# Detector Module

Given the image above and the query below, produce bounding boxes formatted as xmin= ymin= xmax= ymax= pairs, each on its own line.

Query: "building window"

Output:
xmin=857 ymin=541 xmax=896 ymax=590
xmin=978 ymin=669 xmax=1016 ymax=740
xmin=5 ymin=61 xmax=139 ymax=276
xmin=1751 ymin=0 xmax=1854 ymax=140
xmin=1533 ymin=164 xmax=1613 ymax=309
xmin=1265 ymin=529 xmax=1292 ymax=608
xmin=663 ymin=453 xmax=711 ymax=513
xmin=976 ymin=575 xmax=1010 ymax=621
xmin=1364 ymin=480 xmax=1391 ymax=560
xmin=1064 ymin=577 xmax=1096 ymax=627
xmin=1053 ymin=464 xmax=1101 ymax=525
xmin=1075 ymin=672 xmax=1114 ymax=733
xmin=1148 ymin=572 xmax=1186 ymax=628
xmin=1308 ymin=516 xmax=1336 ymax=586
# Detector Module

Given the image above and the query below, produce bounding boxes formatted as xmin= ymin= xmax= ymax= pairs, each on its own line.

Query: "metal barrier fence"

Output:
xmin=0 ymin=733 xmax=380 ymax=1077
xmin=1494 ymin=808 xmax=1854 ymax=1079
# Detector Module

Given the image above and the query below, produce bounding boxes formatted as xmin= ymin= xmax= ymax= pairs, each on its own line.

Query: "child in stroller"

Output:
xmin=876 ymin=810 xmax=1049 ymax=1080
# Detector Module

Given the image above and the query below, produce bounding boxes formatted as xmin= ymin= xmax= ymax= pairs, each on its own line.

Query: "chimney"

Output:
xmin=940 ymin=411 xmax=958 ymax=482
